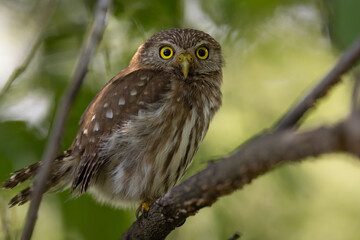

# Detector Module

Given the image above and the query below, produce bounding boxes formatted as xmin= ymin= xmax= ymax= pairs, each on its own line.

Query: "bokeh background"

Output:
xmin=1 ymin=0 xmax=360 ymax=239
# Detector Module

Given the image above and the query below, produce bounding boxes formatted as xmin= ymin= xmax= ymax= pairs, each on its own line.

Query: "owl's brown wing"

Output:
xmin=71 ymin=69 xmax=172 ymax=194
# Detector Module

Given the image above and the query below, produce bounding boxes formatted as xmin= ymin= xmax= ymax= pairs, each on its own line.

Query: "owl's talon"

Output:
xmin=136 ymin=200 xmax=153 ymax=219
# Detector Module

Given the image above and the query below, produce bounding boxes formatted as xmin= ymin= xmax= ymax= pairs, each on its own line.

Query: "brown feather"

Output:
xmin=3 ymin=28 xmax=223 ymax=210
xmin=2 ymin=162 xmax=40 ymax=189
xmin=71 ymin=69 xmax=171 ymax=194
xmin=3 ymin=150 xmax=74 ymax=206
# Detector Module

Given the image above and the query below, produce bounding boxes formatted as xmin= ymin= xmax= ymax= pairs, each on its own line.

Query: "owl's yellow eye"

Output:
xmin=196 ymin=47 xmax=209 ymax=60
xmin=159 ymin=46 xmax=174 ymax=59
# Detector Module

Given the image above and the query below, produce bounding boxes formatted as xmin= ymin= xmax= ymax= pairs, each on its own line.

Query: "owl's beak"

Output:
xmin=177 ymin=53 xmax=193 ymax=78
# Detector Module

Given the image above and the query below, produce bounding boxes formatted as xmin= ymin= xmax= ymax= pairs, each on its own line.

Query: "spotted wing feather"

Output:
xmin=71 ymin=69 xmax=171 ymax=194
xmin=2 ymin=162 xmax=40 ymax=189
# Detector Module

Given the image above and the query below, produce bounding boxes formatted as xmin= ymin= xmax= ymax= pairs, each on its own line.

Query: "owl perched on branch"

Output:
xmin=2 ymin=28 xmax=223 ymax=217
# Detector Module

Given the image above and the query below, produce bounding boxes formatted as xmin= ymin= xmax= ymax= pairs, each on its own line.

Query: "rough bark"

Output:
xmin=122 ymin=116 xmax=360 ymax=239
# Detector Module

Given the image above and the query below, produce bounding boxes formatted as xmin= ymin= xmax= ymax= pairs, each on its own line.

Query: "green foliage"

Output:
xmin=322 ymin=0 xmax=360 ymax=50
xmin=199 ymin=0 xmax=313 ymax=29
xmin=0 ymin=0 xmax=359 ymax=239
xmin=113 ymin=0 xmax=184 ymax=31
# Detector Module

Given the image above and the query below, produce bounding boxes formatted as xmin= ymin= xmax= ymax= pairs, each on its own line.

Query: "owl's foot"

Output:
xmin=136 ymin=200 xmax=154 ymax=219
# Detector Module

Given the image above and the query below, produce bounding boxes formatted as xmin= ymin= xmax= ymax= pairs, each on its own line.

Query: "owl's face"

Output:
xmin=132 ymin=28 xmax=223 ymax=79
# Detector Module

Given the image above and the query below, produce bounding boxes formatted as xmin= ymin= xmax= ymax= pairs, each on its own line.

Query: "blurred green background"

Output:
xmin=1 ymin=0 xmax=360 ymax=239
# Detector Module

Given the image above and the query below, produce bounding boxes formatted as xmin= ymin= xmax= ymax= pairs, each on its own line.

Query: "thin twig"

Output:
xmin=274 ymin=36 xmax=360 ymax=131
xmin=20 ymin=1 xmax=111 ymax=239
xmin=351 ymin=70 xmax=360 ymax=114
xmin=0 ymin=0 xmax=57 ymax=100
xmin=122 ymin=114 xmax=360 ymax=239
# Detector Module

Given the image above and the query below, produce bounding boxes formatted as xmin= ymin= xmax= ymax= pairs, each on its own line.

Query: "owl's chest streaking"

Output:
xmin=72 ymin=69 xmax=221 ymax=206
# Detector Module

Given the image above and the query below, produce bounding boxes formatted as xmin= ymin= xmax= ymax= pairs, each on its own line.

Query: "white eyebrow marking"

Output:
xmin=91 ymin=115 xmax=96 ymax=121
xmin=106 ymin=109 xmax=113 ymax=119
xmin=104 ymin=103 xmax=108 ymax=108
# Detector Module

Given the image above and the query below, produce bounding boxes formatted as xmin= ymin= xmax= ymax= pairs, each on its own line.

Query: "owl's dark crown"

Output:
xmin=144 ymin=28 xmax=221 ymax=50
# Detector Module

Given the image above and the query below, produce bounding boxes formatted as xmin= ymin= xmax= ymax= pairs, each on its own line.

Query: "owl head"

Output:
xmin=130 ymin=28 xmax=224 ymax=79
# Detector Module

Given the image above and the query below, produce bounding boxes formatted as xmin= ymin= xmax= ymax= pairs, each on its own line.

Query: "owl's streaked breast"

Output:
xmin=89 ymin=72 xmax=221 ymax=207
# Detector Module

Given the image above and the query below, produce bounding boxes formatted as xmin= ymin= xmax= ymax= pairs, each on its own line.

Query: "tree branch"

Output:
xmin=20 ymin=1 xmax=111 ymax=239
xmin=122 ymin=114 xmax=360 ymax=239
xmin=274 ymin=36 xmax=360 ymax=131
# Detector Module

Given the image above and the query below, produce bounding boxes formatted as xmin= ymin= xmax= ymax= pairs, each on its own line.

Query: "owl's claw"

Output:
xmin=136 ymin=200 xmax=154 ymax=219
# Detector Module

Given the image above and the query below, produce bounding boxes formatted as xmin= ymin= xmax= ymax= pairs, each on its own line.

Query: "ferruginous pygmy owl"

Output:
xmin=2 ymin=28 xmax=223 ymax=216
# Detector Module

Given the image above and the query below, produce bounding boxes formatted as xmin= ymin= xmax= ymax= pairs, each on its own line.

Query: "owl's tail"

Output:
xmin=1 ymin=150 xmax=75 ymax=207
